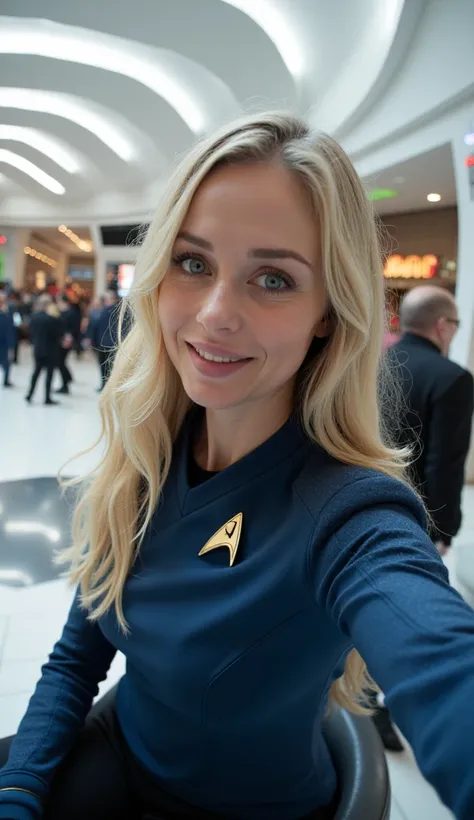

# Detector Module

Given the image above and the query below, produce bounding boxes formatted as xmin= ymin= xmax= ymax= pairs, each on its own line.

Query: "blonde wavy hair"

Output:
xmin=61 ymin=112 xmax=411 ymax=713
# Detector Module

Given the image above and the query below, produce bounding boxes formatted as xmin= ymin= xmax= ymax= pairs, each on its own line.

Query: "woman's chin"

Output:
xmin=181 ymin=379 xmax=247 ymax=412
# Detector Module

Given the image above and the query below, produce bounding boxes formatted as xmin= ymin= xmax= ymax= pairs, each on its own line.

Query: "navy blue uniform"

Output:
xmin=1 ymin=411 xmax=474 ymax=819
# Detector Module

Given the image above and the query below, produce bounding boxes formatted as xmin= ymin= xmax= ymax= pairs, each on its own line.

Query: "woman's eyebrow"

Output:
xmin=248 ymin=248 xmax=313 ymax=269
xmin=176 ymin=231 xmax=214 ymax=251
xmin=177 ymin=232 xmax=313 ymax=270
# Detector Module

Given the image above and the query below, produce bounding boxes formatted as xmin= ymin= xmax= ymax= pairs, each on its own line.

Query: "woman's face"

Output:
xmin=158 ymin=162 xmax=329 ymax=415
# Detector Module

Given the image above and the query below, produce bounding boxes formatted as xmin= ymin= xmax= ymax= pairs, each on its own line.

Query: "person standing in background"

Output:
xmin=0 ymin=291 xmax=15 ymax=388
xmin=69 ymin=297 xmax=83 ymax=358
xmin=21 ymin=291 xmax=34 ymax=321
xmin=85 ymin=296 xmax=105 ymax=392
xmin=94 ymin=289 xmax=121 ymax=390
xmin=25 ymin=295 xmax=63 ymax=406
xmin=86 ymin=296 xmax=105 ymax=339
xmin=56 ymin=295 xmax=76 ymax=395
xmin=389 ymin=285 xmax=474 ymax=555
xmin=373 ymin=284 xmax=474 ymax=754
xmin=7 ymin=291 xmax=22 ymax=364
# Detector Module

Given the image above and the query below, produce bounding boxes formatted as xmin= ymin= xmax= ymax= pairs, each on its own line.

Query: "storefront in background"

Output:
xmin=67 ymin=259 xmax=95 ymax=300
xmin=24 ymin=252 xmax=59 ymax=293
xmin=381 ymin=207 xmax=458 ymax=336
xmin=106 ymin=262 xmax=135 ymax=297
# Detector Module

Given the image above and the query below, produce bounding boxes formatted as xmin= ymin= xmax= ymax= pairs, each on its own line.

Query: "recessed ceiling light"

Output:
xmin=427 ymin=193 xmax=441 ymax=202
xmin=367 ymin=188 xmax=398 ymax=201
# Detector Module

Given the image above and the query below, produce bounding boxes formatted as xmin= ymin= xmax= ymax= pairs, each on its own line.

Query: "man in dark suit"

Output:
xmin=25 ymin=295 xmax=63 ymax=405
xmin=371 ymin=285 xmax=474 ymax=754
xmin=389 ymin=285 xmax=474 ymax=555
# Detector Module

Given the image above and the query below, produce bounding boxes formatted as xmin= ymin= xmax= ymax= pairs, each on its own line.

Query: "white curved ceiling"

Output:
xmin=0 ymin=0 xmax=424 ymax=223
xmin=0 ymin=18 xmax=239 ymax=133
xmin=221 ymin=0 xmax=306 ymax=77
xmin=0 ymin=148 xmax=65 ymax=194
xmin=0 ymin=126 xmax=82 ymax=173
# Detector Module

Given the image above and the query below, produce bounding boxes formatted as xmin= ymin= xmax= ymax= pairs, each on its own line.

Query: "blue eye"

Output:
xmin=173 ymin=253 xmax=207 ymax=275
xmin=256 ymin=272 xmax=292 ymax=292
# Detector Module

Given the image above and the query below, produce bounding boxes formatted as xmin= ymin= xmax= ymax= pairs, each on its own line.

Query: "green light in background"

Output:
xmin=367 ymin=188 xmax=399 ymax=201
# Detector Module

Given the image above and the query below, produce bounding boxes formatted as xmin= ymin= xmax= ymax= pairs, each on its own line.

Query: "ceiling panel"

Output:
xmin=365 ymin=143 xmax=457 ymax=215
xmin=0 ymin=0 xmax=438 ymax=223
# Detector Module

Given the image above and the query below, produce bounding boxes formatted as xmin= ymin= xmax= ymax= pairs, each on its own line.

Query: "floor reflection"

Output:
xmin=0 ymin=477 xmax=76 ymax=587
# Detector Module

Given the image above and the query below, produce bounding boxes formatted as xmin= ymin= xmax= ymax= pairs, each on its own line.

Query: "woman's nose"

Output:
xmin=196 ymin=280 xmax=242 ymax=333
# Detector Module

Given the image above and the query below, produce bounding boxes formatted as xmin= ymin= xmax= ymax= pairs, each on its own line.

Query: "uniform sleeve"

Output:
xmin=0 ymin=593 xmax=117 ymax=820
xmin=312 ymin=476 xmax=474 ymax=820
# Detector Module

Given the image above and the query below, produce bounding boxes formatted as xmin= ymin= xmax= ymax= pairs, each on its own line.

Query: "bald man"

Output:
xmin=389 ymin=285 xmax=474 ymax=555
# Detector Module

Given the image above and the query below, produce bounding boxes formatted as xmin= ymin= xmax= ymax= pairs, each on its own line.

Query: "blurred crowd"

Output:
xmin=0 ymin=283 xmax=121 ymax=403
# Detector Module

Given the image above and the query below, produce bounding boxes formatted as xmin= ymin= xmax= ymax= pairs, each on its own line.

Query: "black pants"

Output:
xmin=0 ymin=694 xmax=336 ymax=820
xmin=58 ymin=347 xmax=72 ymax=389
xmin=98 ymin=348 xmax=115 ymax=388
xmin=0 ymin=348 xmax=10 ymax=385
xmin=73 ymin=333 xmax=83 ymax=358
xmin=27 ymin=355 xmax=55 ymax=402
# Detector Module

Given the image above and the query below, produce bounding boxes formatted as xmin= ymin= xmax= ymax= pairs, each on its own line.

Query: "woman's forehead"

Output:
xmin=181 ymin=163 xmax=319 ymax=254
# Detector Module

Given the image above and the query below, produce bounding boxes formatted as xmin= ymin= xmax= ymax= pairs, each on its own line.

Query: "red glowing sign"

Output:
xmin=0 ymin=235 xmax=6 ymax=245
xmin=384 ymin=254 xmax=439 ymax=280
xmin=465 ymin=155 xmax=474 ymax=168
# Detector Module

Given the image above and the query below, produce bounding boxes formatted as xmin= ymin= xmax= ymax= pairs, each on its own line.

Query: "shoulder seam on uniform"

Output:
xmin=296 ymin=472 xmax=381 ymax=525
xmin=303 ymin=474 xmax=387 ymax=605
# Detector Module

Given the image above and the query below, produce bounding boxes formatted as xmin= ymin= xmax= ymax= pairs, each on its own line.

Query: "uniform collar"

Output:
xmin=175 ymin=405 xmax=308 ymax=516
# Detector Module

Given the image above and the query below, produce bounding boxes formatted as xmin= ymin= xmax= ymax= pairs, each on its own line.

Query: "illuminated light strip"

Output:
xmin=0 ymin=88 xmax=135 ymax=161
xmin=221 ymin=0 xmax=304 ymax=77
xmin=58 ymin=224 xmax=92 ymax=252
xmin=0 ymin=125 xmax=81 ymax=173
xmin=24 ymin=246 xmax=57 ymax=268
xmin=0 ymin=19 xmax=206 ymax=132
xmin=0 ymin=148 xmax=65 ymax=194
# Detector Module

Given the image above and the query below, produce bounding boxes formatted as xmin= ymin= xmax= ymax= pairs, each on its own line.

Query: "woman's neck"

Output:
xmin=194 ymin=397 xmax=293 ymax=472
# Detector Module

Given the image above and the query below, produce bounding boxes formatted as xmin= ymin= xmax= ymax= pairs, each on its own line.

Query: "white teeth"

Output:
xmin=195 ymin=347 xmax=241 ymax=363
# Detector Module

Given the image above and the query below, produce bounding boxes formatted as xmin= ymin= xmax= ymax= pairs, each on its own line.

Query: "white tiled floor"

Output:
xmin=1 ymin=346 xmax=473 ymax=820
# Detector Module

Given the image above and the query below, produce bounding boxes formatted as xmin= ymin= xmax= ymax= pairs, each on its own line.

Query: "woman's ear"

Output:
xmin=313 ymin=310 xmax=334 ymax=339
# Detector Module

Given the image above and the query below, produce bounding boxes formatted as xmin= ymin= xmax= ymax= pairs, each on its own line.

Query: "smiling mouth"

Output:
xmin=187 ymin=343 xmax=251 ymax=364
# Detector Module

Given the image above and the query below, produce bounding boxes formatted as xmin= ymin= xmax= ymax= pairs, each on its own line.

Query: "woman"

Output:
xmin=1 ymin=113 xmax=474 ymax=820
